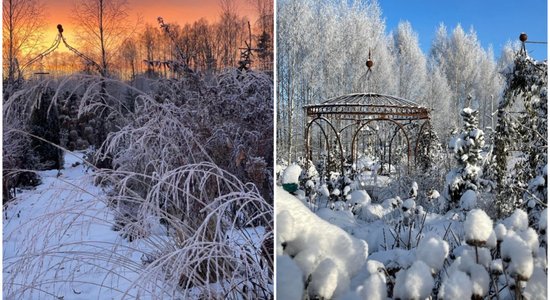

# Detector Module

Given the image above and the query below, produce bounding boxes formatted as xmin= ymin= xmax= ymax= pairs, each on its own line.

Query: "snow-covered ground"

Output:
xmin=276 ymin=164 xmax=547 ymax=299
xmin=3 ymin=152 xmax=269 ymax=299
xmin=3 ymin=151 xmax=153 ymax=299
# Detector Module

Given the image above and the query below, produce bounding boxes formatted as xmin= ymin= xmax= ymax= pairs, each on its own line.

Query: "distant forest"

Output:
xmin=3 ymin=0 xmax=274 ymax=82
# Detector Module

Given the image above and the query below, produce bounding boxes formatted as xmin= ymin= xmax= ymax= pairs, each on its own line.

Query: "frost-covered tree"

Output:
xmin=277 ymin=0 xmax=394 ymax=161
xmin=475 ymin=47 xmax=503 ymax=130
xmin=216 ymin=0 xmax=248 ymax=69
xmin=443 ymin=105 xmax=485 ymax=210
xmin=429 ymin=24 xmax=501 ymax=128
xmin=425 ymin=59 xmax=455 ymax=137
xmin=392 ymin=21 xmax=427 ymax=102
xmin=416 ymin=123 xmax=443 ymax=173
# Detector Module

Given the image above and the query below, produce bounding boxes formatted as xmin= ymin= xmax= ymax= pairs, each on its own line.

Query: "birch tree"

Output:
xmin=72 ymin=0 xmax=135 ymax=76
xmin=392 ymin=21 xmax=427 ymax=102
xmin=2 ymin=0 xmax=46 ymax=85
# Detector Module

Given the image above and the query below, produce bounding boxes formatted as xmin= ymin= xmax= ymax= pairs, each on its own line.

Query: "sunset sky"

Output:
xmin=41 ymin=0 xmax=256 ymax=51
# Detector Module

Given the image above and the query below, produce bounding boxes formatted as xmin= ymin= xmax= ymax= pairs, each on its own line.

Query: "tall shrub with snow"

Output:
xmin=494 ymin=52 xmax=548 ymax=218
xmin=443 ymin=105 xmax=485 ymax=210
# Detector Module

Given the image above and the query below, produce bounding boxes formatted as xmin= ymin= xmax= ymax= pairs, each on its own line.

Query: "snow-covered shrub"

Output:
xmin=28 ymin=88 xmax=64 ymax=170
xmin=494 ymin=54 xmax=547 ymax=218
xmin=443 ymin=106 xmax=486 ymax=211
xmin=3 ymin=82 xmax=63 ymax=199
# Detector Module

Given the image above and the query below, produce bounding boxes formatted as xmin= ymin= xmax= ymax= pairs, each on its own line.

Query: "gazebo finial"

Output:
xmin=366 ymin=49 xmax=374 ymax=71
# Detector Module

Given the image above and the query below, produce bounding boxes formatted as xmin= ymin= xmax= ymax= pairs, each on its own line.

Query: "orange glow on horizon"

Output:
xmin=35 ymin=0 xmax=257 ymax=53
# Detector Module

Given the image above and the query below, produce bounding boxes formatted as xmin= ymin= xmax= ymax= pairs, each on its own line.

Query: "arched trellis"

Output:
xmin=351 ymin=118 xmax=411 ymax=172
xmin=304 ymin=93 xmax=431 ymax=175
xmin=305 ymin=115 xmax=346 ymax=174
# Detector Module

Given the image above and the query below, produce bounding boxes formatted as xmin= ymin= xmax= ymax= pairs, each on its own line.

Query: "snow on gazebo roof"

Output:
xmin=304 ymin=92 xmax=430 ymax=121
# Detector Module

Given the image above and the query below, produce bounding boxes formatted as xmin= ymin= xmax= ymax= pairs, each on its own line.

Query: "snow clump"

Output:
xmin=520 ymin=227 xmax=539 ymax=254
xmin=308 ymin=258 xmax=342 ymax=299
xmin=393 ymin=260 xmax=434 ymax=300
xmin=416 ymin=236 xmax=449 ymax=272
xmin=502 ymin=209 xmax=529 ymax=231
xmin=501 ymin=232 xmax=534 ymax=281
xmin=282 ymin=164 xmax=302 ymax=184
xmin=349 ymin=189 xmax=371 ymax=207
xmin=459 ymin=189 xmax=477 ymax=210
xmin=494 ymin=223 xmax=507 ymax=241
xmin=276 ymin=187 xmax=369 ymax=298
xmin=438 ymin=270 xmax=473 ymax=299
xmin=464 ymin=209 xmax=493 ymax=246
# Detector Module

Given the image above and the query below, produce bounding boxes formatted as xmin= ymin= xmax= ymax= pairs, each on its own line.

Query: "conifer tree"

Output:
xmin=29 ymin=88 xmax=63 ymax=170
xmin=443 ymin=104 xmax=485 ymax=210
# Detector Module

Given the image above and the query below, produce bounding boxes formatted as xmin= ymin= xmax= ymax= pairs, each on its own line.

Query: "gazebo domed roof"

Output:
xmin=322 ymin=92 xmax=420 ymax=107
xmin=304 ymin=92 xmax=430 ymax=121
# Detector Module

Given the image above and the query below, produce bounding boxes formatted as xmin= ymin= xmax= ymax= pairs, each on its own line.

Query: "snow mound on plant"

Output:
xmin=502 ymin=209 xmax=529 ymax=231
xmin=416 ymin=236 xmax=449 ymax=272
xmin=276 ymin=187 xmax=368 ymax=298
xmin=393 ymin=260 xmax=433 ymax=300
xmin=438 ymin=270 xmax=472 ymax=299
xmin=494 ymin=223 xmax=507 ymax=241
xmin=282 ymin=164 xmax=302 ymax=184
xmin=459 ymin=189 xmax=477 ymax=210
xmin=464 ymin=209 xmax=493 ymax=245
xmin=349 ymin=189 xmax=371 ymax=207
xmin=501 ymin=232 xmax=534 ymax=281
xmin=308 ymin=258 xmax=343 ymax=299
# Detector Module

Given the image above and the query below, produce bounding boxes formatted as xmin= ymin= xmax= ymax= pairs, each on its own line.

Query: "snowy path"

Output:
xmin=3 ymin=152 xmax=150 ymax=299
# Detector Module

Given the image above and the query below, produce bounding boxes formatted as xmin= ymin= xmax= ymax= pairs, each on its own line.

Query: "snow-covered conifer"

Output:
xmin=443 ymin=105 xmax=485 ymax=210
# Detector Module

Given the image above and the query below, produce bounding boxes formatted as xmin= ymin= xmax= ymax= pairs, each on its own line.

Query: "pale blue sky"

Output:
xmin=379 ymin=0 xmax=547 ymax=60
